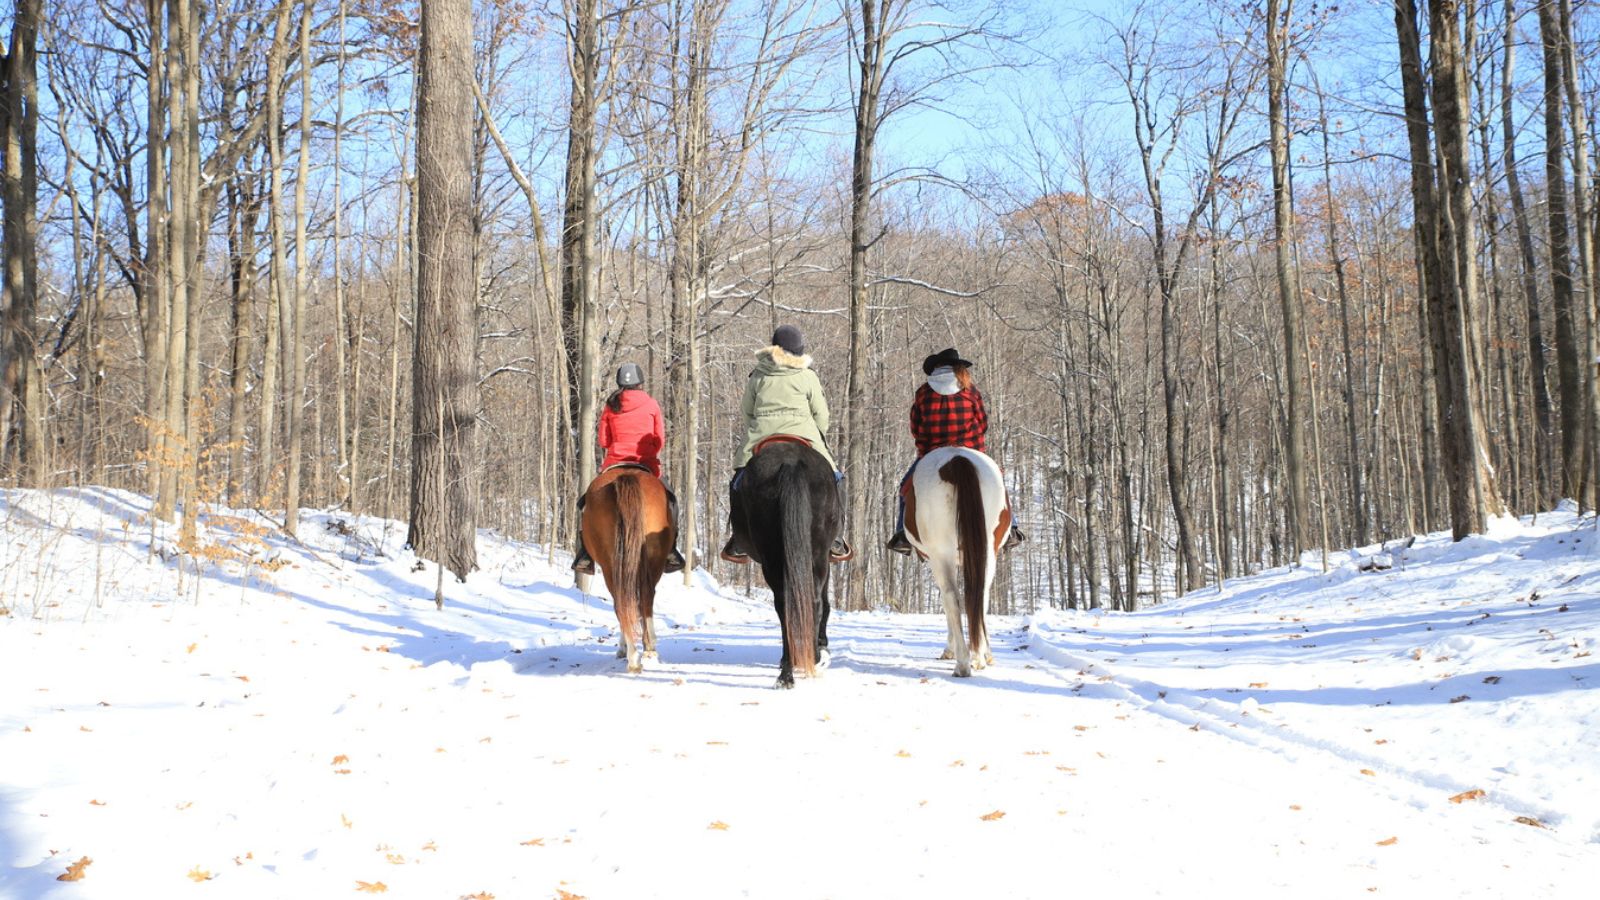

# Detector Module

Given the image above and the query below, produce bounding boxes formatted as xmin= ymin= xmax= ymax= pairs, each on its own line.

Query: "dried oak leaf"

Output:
xmin=520 ymin=838 xmax=544 ymax=847
xmin=332 ymin=755 xmax=350 ymax=765
xmin=707 ymin=821 xmax=730 ymax=831
xmin=56 ymin=857 xmax=92 ymax=882
xmin=980 ymin=810 xmax=1006 ymax=821
xmin=1376 ymin=836 xmax=1398 ymax=847
xmin=188 ymin=866 xmax=214 ymax=882
xmin=355 ymin=881 xmax=389 ymax=893
xmin=1360 ymin=769 xmax=1377 ymax=776
xmin=1514 ymin=816 xmax=1548 ymax=829
xmin=555 ymin=891 xmax=586 ymax=900
xmin=1449 ymin=789 xmax=1486 ymax=804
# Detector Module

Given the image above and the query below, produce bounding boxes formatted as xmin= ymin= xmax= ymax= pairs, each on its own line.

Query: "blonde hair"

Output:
xmin=954 ymin=365 xmax=975 ymax=390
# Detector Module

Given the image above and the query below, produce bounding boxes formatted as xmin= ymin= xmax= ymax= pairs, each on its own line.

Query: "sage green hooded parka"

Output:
xmin=736 ymin=345 xmax=837 ymax=470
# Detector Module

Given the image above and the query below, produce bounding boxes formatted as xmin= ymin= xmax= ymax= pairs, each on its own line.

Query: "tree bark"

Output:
xmin=1 ymin=0 xmax=45 ymax=485
xmin=409 ymin=0 xmax=479 ymax=583
xmin=285 ymin=0 xmax=313 ymax=534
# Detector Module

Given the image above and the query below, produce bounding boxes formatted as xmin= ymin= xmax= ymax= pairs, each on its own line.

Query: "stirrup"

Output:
xmin=829 ymin=538 xmax=854 ymax=562
xmin=1002 ymin=525 xmax=1026 ymax=551
xmin=719 ymin=539 xmax=750 ymax=564
xmin=663 ymin=548 xmax=686 ymax=574
xmin=885 ymin=531 xmax=913 ymax=556
xmin=571 ymin=553 xmax=595 ymax=576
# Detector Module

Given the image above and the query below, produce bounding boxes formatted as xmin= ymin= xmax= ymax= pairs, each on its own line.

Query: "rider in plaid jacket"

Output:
xmin=888 ymin=348 xmax=1023 ymax=555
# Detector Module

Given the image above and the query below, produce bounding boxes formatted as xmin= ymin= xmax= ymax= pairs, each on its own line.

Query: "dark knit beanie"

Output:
xmin=772 ymin=325 xmax=806 ymax=356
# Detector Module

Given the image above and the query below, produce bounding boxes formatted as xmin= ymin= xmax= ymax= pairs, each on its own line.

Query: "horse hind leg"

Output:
xmin=938 ymin=566 xmax=972 ymax=678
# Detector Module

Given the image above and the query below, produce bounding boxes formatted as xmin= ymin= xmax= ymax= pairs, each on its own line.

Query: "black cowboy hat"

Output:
xmin=923 ymin=347 xmax=973 ymax=375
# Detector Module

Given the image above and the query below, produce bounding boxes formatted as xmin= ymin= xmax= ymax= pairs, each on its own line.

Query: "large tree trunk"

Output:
xmin=409 ymin=0 xmax=479 ymax=586
xmin=259 ymin=3 xmax=294 ymax=501
xmin=285 ymin=0 xmax=313 ymax=534
xmin=847 ymin=0 xmax=890 ymax=610
xmin=561 ymin=0 xmax=600 ymax=558
xmin=1556 ymin=0 xmax=1598 ymax=508
xmin=1501 ymin=0 xmax=1554 ymax=507
xmin=1266 ymin=0 xmax=1311 ymax=557
xmin=1 ymin=0 xmax=45 ymax=485
xmin=1537 ymin=0 xmax=1585 ymax=503
xmin=1427 ymin=0 xmax=1500 ymax=536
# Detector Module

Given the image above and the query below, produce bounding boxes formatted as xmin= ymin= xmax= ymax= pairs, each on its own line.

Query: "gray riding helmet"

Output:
xmin=616 ymin=362 xmax=644 ymax=388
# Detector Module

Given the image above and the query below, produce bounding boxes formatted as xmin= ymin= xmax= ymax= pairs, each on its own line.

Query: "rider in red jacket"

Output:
xmin=573 ymin=364 xmax=686 ymax=575
xmin=887 ymin=348 xmax=1024 ymax=554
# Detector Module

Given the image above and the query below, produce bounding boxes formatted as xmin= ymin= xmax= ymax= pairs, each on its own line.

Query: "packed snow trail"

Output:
xmin=1 ymin=488 xmax=1596 ymax=898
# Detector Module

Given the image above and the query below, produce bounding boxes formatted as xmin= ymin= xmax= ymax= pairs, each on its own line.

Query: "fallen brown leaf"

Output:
xmin=1448 ymin=789 xmax=1486 ymax=804
xmin=1360 ymin=769 xmax=1377 ymax=776
xmin=895 ymin=750 xmax=911 ymax=758
xmin=188 ymin=866 xmax=214 ymax=882
xmin=979 ymin=810 xmax=1006 ymax=821
xmin=555 ymin=891 xmax=586 ymax=900
xmin=1514 ymin=816 xmax=1547 ymax=829
xmin=88 ymin=799 xmax=106 ymax=806
xmin=520 ymin=838 xmax=544 ymax=847
xmin=1248 ymin=682 xmax=1269 ymax=688
xmin=187 ymin=643 xmax=198 ymax=654
xmin=707 ymin=821 xmax=730 ymax=831
xmin=56 ymin=857 xmax=91 ymax=882
xmin=355 ymin=881 xmax=389 ymax=893
xmin=332 ymin=755 xmax=350 ymax=765
xmin=1376 ymin=836 xmax=1398 ymax=847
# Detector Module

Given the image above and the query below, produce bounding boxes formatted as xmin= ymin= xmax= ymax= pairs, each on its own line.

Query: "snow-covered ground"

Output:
xmin=1 ymin=486 xmax=1596 ymax=899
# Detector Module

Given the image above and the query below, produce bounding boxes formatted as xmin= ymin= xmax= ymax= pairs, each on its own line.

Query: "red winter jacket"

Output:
xmin=910 ymin=383 xmax=988 ymax=458
xmin=599 ymin=389 xmax=665 ymax=477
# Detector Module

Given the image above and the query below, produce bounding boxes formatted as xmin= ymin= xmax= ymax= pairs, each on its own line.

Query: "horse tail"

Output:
xmin=942 ymin=454 xmax=990 ymax=654
xmin=780 ymin=465 xmax=818 ymax=679
xmin=610 ymin=475 xmax=645 ymax=650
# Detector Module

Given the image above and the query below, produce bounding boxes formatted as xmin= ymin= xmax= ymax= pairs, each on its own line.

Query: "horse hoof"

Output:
xmin=984 ymin=653 xmax=995 ymax=666
xmin=953 ymin=666 xmax=972 ymax=678
xmin=938 ymin=649 xmax=954 ymax=661
xmin=816 ymin=648 xmax=831 ymax=669
xmin=774 ymin=678 xmax=795 ymax=690
xmin=615 ymin=647 xmax=626 ymax=660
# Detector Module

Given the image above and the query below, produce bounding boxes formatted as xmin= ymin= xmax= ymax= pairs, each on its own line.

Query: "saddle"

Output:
xmin=600 ymin=461 xmax=653 ymax=475
xmin=752 ymin=434 xmax=814 ymax=456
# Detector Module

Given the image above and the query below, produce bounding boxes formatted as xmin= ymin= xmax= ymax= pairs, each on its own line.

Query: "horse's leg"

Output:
xmin=815 ymin=575 xmax=831 ymax=669
xmin=772 ymin=582 xmax=795 ymax=689
xmin=937 ymin=564 xmax=971 ymax=677
xmin=641 ymin=590 xmax=658 ymax=660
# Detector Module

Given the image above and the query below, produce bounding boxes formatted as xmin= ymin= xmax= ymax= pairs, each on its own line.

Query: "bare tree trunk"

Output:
xmin=285 ymin=0 xmax=312 ymax=534
xmin=1427 ymin=0 xmax=1500 ymax=535
xmin=1538 ymin=0 xmax=1585 ymax=503
xmin=1 ymin=0 xmax=45 ymax=485
xmin=225 ymin=175 xmax=261 ymax=507
xmin=409 ymin=0 xmax=479 ymax=586
xmin=259 ymin=3 xmax=294 ymax=501
xmin=846 ymin=0 xmax=891 ymax=610
xmin=561 ymin=0 xmax=601 ymax=559
xmin=1556 ymin=0 xmax=1599 ymax=508
xmin=1502 ymin=0 xmax=1555 ymax=506
xmin=332 ymin=0 xmax=351 ymax=507
xmin=1266 ymin=0 xmax=1311 ymax=557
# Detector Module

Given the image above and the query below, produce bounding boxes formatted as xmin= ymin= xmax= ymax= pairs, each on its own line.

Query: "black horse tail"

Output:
xmin=610 ymin=475 xmax=645 ymax=651
xmin=941 ymin=454 xmax=989 ymax=654
xmin=780 ymin=465 xmax=818 ymax=679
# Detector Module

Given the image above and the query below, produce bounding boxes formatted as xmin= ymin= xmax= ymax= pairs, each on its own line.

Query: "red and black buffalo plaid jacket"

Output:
xmin=910 ymin=383 xmax=988 ymax=458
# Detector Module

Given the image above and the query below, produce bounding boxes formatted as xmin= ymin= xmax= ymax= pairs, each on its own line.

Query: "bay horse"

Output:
xmin=903 ymin=446 xmax=1011 ymax=677
xmin=731 ymin=436 xmax=840 ymax=689
xmin=580 ymin=464 xmax=675 ymax=673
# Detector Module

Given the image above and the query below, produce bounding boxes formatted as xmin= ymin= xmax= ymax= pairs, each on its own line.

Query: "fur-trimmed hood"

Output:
xmin=754 ymin=345 xmax=814 ymax=372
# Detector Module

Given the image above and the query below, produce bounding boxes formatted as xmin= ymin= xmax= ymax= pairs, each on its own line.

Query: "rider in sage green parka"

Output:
xmin=735 ymin=343 xmax=838 ymax=470
xmin=721 ymin=324 xmax=850 ymax=563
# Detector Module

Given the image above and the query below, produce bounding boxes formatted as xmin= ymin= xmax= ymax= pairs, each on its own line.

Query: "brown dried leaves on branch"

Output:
xmin=57 ymin=857 xmax=92 ymax=882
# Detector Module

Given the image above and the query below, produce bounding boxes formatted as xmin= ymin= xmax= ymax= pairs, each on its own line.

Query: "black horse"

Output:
xmin=730 ymin=438 xmax=840 ymax=689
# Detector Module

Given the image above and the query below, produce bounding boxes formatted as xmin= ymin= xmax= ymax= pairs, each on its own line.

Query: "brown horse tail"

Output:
xmin=941 ymin=454 xmax=989 ymax=654
xmin=780 ymin=466 xmax=818 ymax=679
xmin=610 ymin=475 xmax=645 ymax=651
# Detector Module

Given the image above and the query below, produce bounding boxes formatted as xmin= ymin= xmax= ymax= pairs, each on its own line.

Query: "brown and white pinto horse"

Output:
xmin=902 ymin=446 xmax=1012 ymax=677
xmin=580 ymin=464 xmax=676 ymax=673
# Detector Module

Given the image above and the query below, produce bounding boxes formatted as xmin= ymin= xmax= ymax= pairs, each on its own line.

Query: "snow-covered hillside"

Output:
xmin=1 ymin=487 xmax=1596 ymax=898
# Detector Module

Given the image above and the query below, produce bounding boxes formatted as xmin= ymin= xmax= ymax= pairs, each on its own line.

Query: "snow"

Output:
xmin=2 ymin=486 xmax=1597 ymax=898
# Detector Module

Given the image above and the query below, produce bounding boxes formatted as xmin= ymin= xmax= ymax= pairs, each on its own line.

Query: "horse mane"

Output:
xmin=940 ymin=454 xmax=989 ymax=654
xmin=609 ymin=474 xmax=647 ymax=651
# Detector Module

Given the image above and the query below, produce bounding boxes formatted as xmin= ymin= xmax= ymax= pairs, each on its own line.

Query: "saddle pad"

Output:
xmin=600 ymin=461 xmax=652 ymax=475
xmin=752 ymin=434 xmax=814 ymax=456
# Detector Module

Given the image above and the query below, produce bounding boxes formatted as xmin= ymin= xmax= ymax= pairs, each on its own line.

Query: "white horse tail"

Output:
xmin=939 ymin=453 xmax=989 ymax=656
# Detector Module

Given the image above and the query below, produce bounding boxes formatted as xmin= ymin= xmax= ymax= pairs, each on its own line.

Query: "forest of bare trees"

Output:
xmin=3 ymin=0 xmax=1598 ymax=613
